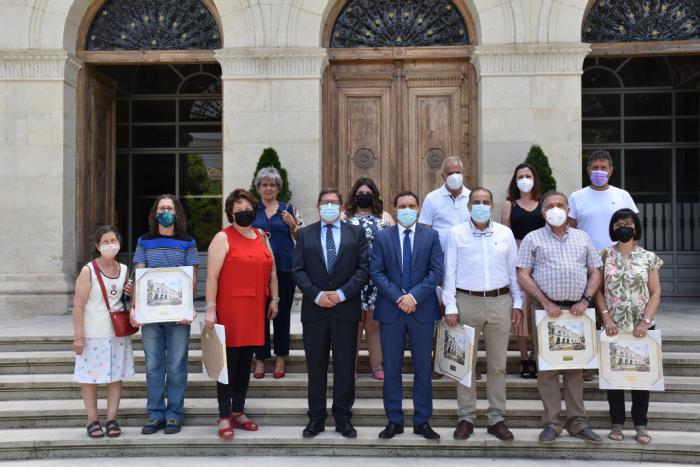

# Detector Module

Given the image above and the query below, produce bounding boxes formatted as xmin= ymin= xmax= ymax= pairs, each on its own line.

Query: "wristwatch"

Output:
xmin=642 ymin=316 xmax=655 ymax=325
xmin=270 ymin=297 xmax=280 ymax=303
xmin=582 ymin=295 xmax=594 ymax=306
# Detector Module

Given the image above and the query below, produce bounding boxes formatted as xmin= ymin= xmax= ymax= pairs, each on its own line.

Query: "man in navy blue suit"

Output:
xmin=370 ymin=191 xmax=444 ymax=440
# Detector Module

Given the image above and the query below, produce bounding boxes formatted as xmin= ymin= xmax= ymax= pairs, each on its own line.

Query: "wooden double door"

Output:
xmin=324 ymin=58 xmax=476 ymax=204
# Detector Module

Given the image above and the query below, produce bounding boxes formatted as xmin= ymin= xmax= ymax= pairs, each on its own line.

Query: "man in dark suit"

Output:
xmin=293 ymin=188 xmax=369 ymax=439
xmin=370 ymin=191 xmax=444 ymax=440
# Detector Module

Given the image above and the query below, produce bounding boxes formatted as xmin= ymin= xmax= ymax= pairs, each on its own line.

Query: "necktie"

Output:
xmin=325 ymin=224 xmax=337 ymax=271
xmin=402 ymin=229 xmax=412 ymax=292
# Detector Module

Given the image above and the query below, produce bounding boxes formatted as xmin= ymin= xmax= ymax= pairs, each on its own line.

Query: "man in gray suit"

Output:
xmin=293 ymin=188 xmax=369 ymax=439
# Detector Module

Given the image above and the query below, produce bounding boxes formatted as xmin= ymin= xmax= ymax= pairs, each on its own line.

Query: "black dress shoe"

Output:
xmin=378 ymin=422 xmax=404 ymax=439
xmin=335 ymin=421 xmax=357 ymax=438
xmin=302 ymin=419 xmax=325 ymax=438
xmin=413 ymin=423 xmax=440 ymax=440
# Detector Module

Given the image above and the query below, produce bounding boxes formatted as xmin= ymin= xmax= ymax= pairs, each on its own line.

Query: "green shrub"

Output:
xmin=525 ymin=144 xmax=557 ymax=194
xmin=250 ymin=147 xmax=292 ymax=202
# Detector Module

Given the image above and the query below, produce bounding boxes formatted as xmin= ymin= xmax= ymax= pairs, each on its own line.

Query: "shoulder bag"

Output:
xmin=91 ymin=260 xmax=138 ymax=337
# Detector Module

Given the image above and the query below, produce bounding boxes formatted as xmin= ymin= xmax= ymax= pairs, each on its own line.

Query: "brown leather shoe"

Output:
xmin=453 ymin=420 xmax=473 ymax=440
xmin=431 ymin=370 xmax=443 ymax=380
xmin=487 ymin=421 xmax=514 ymax=441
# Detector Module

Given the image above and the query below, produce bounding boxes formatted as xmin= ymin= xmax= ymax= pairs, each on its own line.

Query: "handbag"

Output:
xmin=91 ymin=260 xmax=139 ymax=337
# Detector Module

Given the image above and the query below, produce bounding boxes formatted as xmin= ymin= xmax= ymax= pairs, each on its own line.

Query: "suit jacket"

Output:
xmin=293 ymin=221 xmax=369 ymax=323
xmin=370 ymin=224 xmax=444 ymax=324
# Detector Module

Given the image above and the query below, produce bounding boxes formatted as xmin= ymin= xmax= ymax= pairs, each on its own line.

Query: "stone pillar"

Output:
xmin=0 ymin=49 xmax=82 ymax=317
xmin=471 ymin=43 xmax=591 ymax=208
xmin=215 ymin=47 xmax=328 ymax=222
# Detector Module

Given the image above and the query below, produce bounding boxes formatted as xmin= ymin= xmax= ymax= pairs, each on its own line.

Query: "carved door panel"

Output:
xmin=77 ymin=67 xmax=117 ymax=267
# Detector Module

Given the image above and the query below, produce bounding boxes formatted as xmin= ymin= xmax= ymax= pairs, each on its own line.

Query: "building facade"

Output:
xmin=0 ymin=0 xmax=698 ymax=315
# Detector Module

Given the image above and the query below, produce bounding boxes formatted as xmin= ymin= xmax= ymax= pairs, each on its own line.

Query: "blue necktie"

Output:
xmin=325 ymin=224 xmax=337 ymax=271
xmin=402 ymin=229 xmax=412 ymax=292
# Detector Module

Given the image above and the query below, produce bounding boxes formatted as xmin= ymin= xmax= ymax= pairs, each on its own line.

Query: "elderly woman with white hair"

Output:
xmin=251 ymin=166 xmax=304 ymax=379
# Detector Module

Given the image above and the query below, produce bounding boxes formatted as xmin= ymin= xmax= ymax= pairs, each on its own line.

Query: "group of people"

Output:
xmin=72 ymin=150 xmax=661 ymax=447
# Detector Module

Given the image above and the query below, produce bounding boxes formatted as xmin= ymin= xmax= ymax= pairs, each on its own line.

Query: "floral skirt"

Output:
xmin=73 ymin=336 xmax=135 ymax=384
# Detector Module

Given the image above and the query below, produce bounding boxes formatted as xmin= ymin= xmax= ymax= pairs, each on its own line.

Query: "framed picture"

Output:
xmin=599 ymin=330 xmax=664 ymax=391
xmin=135 ymin=266 xmax=195 ymax=324
xmin=434 ymin=320 xmax=475 ymax=387
xmin=536 ymin=308 xmax=598 ymax=371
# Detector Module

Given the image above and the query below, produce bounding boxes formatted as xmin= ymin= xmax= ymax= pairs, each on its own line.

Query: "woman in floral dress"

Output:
xmin=344 ymin=177 xmax=395 ymax=380
xmin=594 ymin=208 xmax=662 ymax=445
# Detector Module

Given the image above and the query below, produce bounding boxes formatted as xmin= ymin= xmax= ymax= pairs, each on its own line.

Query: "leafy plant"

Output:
xmin=250 ymin=147 xmax=292 ymax=202
xmin=525 ymin=144 xmax=557 ymax=194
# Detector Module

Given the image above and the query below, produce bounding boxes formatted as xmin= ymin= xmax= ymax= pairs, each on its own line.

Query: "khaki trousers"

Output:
xmin=532 ymin=300 xmax=589 ymax=434
xmin=456 ymin=293 xmax=512 ymax=425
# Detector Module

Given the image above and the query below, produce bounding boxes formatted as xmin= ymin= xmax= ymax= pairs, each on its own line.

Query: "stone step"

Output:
xmin=1 ymin=398 xmax=699 ymax=432
xmin=1 ymin=349 xmax=698 ymax=377
xmin=1 ymin=332 xmax=698 ymax=353
xmin=0 ymin=373 xmax=695 ymax=403
xmin=0 ymin=426 xmax=698 ymax=463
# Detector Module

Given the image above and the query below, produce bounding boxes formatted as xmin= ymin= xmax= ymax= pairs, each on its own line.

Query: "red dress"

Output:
xmin=216 ymin=226 xmax=273 ymax=347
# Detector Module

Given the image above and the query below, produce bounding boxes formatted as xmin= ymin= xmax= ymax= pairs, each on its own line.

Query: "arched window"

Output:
xmin=85 ymin=0 xmax=222 ymax=51
xmin=330 ymin=0 xmax=469 ymax=48
xmin=582 ymin=1 xmax=700 ymax=42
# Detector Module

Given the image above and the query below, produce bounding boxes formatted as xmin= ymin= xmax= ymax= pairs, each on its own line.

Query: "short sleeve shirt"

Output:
xmin=568 ymin=186 xmax=638 ymax=250
xmin=517 ymin=225 xmax=602 ymax=302
xmin=133 ymin=233 xmax=200 ymax=268
xmin=601 ymin=246 xmax=663 ymax=332
xmin=418 ymin=185 xmax=471 ymax=250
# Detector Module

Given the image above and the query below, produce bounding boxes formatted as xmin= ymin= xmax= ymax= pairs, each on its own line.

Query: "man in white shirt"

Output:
xmin=568 ymin=150 xmax=638 ymax=250
xmin=418 ymin=155 xmax=471 ymax=250
xmin=443 ymin=187 xmax=523 ymax=441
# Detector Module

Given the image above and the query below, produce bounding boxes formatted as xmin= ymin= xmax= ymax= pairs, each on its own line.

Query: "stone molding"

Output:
xmin=471 ymin=43 xmax=591 ymax=78
xmin=216 ymin=47 xmax=328 ymax=80
xmin=0 ymin=49 xmax=82 ymax=86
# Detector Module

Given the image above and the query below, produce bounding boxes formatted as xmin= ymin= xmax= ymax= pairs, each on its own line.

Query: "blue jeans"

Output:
xmin=142 ymin=322 xmax=190 ymax=422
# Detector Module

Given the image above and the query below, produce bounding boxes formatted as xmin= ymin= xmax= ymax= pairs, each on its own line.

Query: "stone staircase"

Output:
xmin=1 ymin=320 xmax=699 ymax=463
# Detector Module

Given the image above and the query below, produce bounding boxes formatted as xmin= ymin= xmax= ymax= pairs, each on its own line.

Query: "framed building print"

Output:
xmin=434 ymin=320 xmax=475 ymax=387
xmin=599 ymin=330 xmax=664 ymax=391
xmin=536 ymin=308 xmax=599 ymax=371
xmin=135 ymin=266 xmax=195 ymax=324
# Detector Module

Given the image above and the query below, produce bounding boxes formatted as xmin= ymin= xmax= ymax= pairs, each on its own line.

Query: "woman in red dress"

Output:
xmin=205 ymin=189 xmax=278 ymax=440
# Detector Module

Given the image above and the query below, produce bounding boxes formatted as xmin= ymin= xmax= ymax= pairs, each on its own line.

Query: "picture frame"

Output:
xmin=535 ymin=308 xmax=599 ymax=371
xmin=135 ymin=266 xmax=195 ymax=324
xmin=599 ymin=330 xmax=664 ymax=391
xmin=434 ymin=320 xmax=475 ymax=387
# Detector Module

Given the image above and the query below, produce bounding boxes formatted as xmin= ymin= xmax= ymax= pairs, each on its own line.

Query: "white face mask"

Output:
xmin=445 ymin=173 xmax=463 ymax=190
xmin=545 ymin=207 xmax=567 ymax=227
xmin=516 ymin=178 xmax=534 ymax=193
xmin=99 ymin=244 xmax=120 ymax=258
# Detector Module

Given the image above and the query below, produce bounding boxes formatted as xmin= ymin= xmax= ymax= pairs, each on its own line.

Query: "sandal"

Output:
xmin=218 ymin=417 xmax=234 ymax=440
xmin=520 ymin=360 xmax=531 ymax=379
xmin=86 ymin=420 xmax=104 ymax=439
xmin=608 ymin=423 xmax=624 ymax=441
xmin=105 ymin=419 xmax=121 ymax=438
xmin=231 ymin=412 xmax=258 ymax=431
xmin=634 ymin=425 xmax=651 ymax=445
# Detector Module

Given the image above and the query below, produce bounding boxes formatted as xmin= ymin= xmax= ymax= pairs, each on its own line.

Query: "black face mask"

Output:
xmin=355 ymin=193 xmax=374 ymax=209
xmin=613 ymin=226 xmax=635 ymax=243
xmin=234 ymin=210 xmax=256 ymax=227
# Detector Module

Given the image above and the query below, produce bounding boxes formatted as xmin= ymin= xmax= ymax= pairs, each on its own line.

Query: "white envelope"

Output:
xmin=199 ymin=322 xmax=228 ymax=384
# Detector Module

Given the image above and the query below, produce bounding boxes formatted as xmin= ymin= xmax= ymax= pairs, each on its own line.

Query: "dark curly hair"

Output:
xmin=148 ymin=194 xmax=188 ymax=236
xmin=225 ymin=189 xmax=258 ymax=223
xmin=506 ymin=163 xmax=542 ymax=202
xmin=345 ymin=177 xmax=384 ymax=218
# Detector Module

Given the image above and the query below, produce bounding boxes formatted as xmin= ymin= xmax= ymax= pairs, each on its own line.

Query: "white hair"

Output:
xmin=254 ymin=166 xmax=283 ymax=189
xmin=440 ymin=155 xmax=463 ymax=174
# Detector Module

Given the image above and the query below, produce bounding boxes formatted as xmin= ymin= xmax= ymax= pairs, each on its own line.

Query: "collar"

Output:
xmin=468 ymin=219 xmax=493 ymax=235
xmin=545 ymin=223 xmax=569 ymax=238
xmin=398 ymin=223 xmax=415 ymax=236
xmin=440 ymin=184 xmax=468 ymax=199
xmin=322 ymin=218 xmax=342 ymax=229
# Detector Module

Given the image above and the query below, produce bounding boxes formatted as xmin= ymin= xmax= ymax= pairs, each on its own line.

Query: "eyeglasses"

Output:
xmin=156 ymin=207 xmax=175 ymax=213
xmin=472 ymin=231 xmax=493 ymax=237
xmin=612 ymin=221 xmax=635 ymax=229
xmin=320 ymin=201 xmax=341 ymax=206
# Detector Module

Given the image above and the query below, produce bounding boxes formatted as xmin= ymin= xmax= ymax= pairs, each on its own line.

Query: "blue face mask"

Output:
xmin=156 ymin=211 xmax=176 ymax=228
xmin=470 ymin=204 xmax=491 ymax=224
xmin=319 ymin=203 xmax=340 ymax=222
xmin=397 ymin=208 xmax=418 ymax=227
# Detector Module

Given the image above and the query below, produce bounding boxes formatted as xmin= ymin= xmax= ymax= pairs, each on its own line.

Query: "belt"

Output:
xmin=552 ymin=300 xmax=577 ymax=307
xmin=457 ymin=286 xmax=510 ymax=298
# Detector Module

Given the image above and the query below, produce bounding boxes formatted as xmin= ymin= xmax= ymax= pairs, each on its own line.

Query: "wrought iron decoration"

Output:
xmin=331 ymin=0 xmax=469 ymax=48
xmin=86 ymin=0 xmax=222 ymax=51
xmin=583 ymin=0 xmax=700 ymax=42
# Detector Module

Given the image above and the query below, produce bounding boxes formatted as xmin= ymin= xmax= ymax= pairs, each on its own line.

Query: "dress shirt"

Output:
xmin=517 ymin=224 xmax=602 ymax=302
xmin=397 ymin=223 xmax=417 ymax=304
xmin=418 ymin=185 xmax=471 ymax=250
xmin=314 ymin=219 xmax=346 ymax=304
xmin=442 ymin=220 xmax=523 ymax=314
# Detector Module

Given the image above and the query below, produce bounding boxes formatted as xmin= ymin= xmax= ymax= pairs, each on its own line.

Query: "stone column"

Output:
xmin=0 ymin=49 xmax=82 ymax=317
xmin=215 ymin=47 xmax=328 ymax=222
xmin=471 ymin=43 xmax=591 ymax=206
